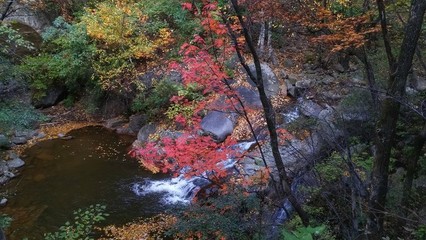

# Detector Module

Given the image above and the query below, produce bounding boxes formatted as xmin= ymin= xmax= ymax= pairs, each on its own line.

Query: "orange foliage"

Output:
xmin=309 ymin=8 xmax=380 ymax=52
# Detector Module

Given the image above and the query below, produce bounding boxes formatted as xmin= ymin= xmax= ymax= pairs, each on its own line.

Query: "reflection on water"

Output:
xmin=2 ymin=126 xmax=170 ymax=240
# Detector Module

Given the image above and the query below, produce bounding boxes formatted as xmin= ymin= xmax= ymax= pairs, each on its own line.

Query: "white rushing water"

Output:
xmin=131 ymin=176 xmax=208 ymax=204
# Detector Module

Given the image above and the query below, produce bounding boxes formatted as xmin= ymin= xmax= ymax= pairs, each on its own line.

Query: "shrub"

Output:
xmin=44 ymin=204 xmax=109 ymax=240
xmin=20 ymin=17 xmax=95 ymax=101
xmin=0 ymin=100 xmax=47 ymax=132
xmin=167 ymin=190 xmax=263 ymax=240
xmin=131 ymin=80 xmax=179 ymax=117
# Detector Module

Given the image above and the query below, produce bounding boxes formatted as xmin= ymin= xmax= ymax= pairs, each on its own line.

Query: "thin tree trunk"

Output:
xmin=230 ymin=0 xmax=310 ymax=226
xmin=355 ymin=47 xmax=379 ymax=110
xmin=367 ymin=0 xmax=426 ymax=236
xmin=402 ymin=123 xmax=426 ymax=206
xmin=0 ymin=0 xmax=14 ymax=21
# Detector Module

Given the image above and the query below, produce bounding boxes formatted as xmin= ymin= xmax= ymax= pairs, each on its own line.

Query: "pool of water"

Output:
xmin=2 ymin=126 xmax=177 ymax=239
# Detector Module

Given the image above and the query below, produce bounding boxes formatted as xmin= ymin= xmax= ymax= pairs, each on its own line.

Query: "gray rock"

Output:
xmin=128 ymin=114 xmax=147 ymax=134
xmin=0 ymin=198 xmax=7 ymax=206
xmin=333 ymin=63 xmax=345 ymax=73
xmin=166 ymin=70 xmax=183 ymax=83
xmin=7 ymin=158 xmax=25 ymax=168
xmin=159 ymin=130 xmax=183 ymax=139
xmin=0 ymin=176 xmax=8 ymax=185
xmin=298 ymin=99 xmax=323 ymax=118
xmin=14 ymin=130 xmax=37 ymax=139
xmin=410 ymin=74 xmax=426 ymax=91
xmin=0 ymin=161 xmax=9 ymax=175
xmin=137 ymin=124 xmax=157 ymax=142
xmin=236 ymin=86 xmax=262 ymax=108
xmin=11 ymin=136 xmax=27 ymax=145
xmin=116 ymin=126 xmax=133 ymax=135
xmin=4 ymin=171 xmax=15 ymax=178
xmin=0 ymin=135 xmax=11 ymax=149
xmin=7 ymin=151 xmax=18 ymax=160
xmin=247 ymin=63 xmax=280 ymax=98
xmin=286 ymin=80 xmax=297 ymax=98
xmin=104 ymin=117 xmax=128 ymax=129
xmin=201 ymin=111 xmax=234 ymax=142
xmin=33 ymin=86 xmax=67 ymax=108
xmin=35 ymin=132 xmax=46 ymax=139
xmin=295 ymin=79 xmax=313 ymax=89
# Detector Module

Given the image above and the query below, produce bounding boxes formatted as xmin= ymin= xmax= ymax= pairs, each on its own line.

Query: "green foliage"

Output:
xmin=137 ymin=0 xmax=199 ymax=44
xmin=0 ymin=23 xmax=34 ymax=83
xmin=44 ymin=204 xmax=109 ymax=240
xmin=0 ymin=100 xmax=47 ymax=132
xmin=315 ymin=152 xmax=343 ymax=183
xmin=415 ymin=224 xmax=426 ymax=240
xmin=177 ymin=83 xmax=203 ymax=101
xmin=20 ymin=17 xmax=95 ymax=101
xmin=165 ymin=102 xmax=196 ymax=123
xmin=0 ymin=214 xmax=12 ymax=230
xmin=167 ymin=191 xmax=263 ymax=239
xmin=328 ymin=0 xmax=363 ymax=17
xmin=132 ymin=80 xmax=179 ymax=116
xmin=0 ymin=23 xmax=35 ymax=58
xmin=80 ymin=0 xmax=173 ymax=93
xmin=281 ymin=225 xmax=326 ymax=240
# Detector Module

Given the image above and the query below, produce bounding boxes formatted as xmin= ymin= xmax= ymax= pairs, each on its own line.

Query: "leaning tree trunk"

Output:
xmin=230 ymin=0 xmax=310 ymax=226
xmin=367 ymin=0 xmax=426 ymax=236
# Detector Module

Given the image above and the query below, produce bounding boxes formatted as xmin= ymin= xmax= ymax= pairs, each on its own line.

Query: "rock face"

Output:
xmin=3 ymin=3 xmax=50 ymax=33
xmin=33 ymin=86 xmax=67 ymax=108
xmin=201 ymin=111 xmax=234 ymax=142
xmin=247 ymin=63 xmax=281 ymax=98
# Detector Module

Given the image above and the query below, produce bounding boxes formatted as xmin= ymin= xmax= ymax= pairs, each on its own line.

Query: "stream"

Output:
xmin=2 ymin=126 xmax=192 ymax=240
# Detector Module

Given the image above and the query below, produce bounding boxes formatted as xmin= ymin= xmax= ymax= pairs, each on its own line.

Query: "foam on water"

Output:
xmin=131 ymin=176 xmax=200 ymax=205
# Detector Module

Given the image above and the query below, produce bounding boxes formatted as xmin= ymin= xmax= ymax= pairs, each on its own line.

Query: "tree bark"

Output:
xmin=230 ymin=0 xmax=310 ymax=226
xmin=0 ymin=0 xmax=14 ymax=21
xmin=367 ymin=0 xmax=426 ymax=235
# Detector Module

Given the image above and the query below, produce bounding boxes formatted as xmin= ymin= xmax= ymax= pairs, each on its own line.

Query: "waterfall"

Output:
xmin=131 ymin=176 xmax=210 ymax=204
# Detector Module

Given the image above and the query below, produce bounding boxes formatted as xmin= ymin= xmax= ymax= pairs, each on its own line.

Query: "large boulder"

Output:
xmin=236 ymin=86 xmax=262 ymax=108
xmin=11 ymin=136 xmax=27 ymax=145
xmin=298 ymin=99 xmax=323 ymax=118
xmin=128 ymin=114 xmax=147 ymax=133
xmin=32 ymin=86 xmax=67 ymax=108
xmin=201 ymin=111 xmax=235 ymax=142
xmin=137 ymin=124 xmax=157 ymax=142
xmin=104 ymin=116 xmax=128 ymax=130
xmin=247 ymin=63 xmax=281 ymax=98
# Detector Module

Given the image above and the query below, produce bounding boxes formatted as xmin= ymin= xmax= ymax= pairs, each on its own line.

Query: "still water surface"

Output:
xmin=2 ymin=126 xmax=174 ymax=239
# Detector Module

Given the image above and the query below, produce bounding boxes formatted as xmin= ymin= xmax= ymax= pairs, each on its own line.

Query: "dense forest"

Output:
xmin=0 ymin=0 xmax=425 ymax=239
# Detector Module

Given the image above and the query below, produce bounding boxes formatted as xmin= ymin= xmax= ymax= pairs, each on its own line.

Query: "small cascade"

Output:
xmin=131 ymin=176 xmax=210 ymax=204
xmin=282 ymin=106 xmax=300 ymax=124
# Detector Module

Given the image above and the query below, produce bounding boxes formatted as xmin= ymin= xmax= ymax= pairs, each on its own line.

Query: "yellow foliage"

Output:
xmin=99 ymin=214 xmax=177 ymax=240
xmin=79 ymin=0 xmax=173 ymax=92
